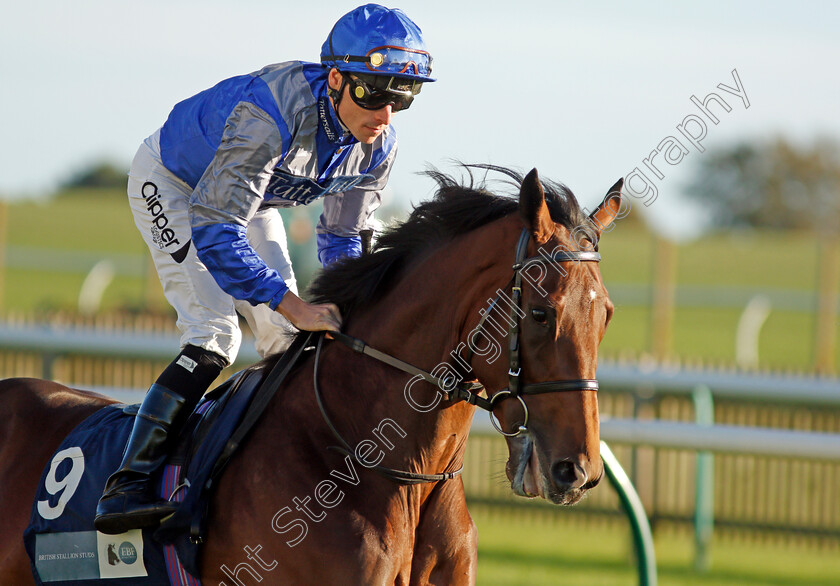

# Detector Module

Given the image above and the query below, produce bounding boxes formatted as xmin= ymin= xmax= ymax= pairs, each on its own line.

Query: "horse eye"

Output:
xmin=531 ymin=308 xmax=548 ymax=324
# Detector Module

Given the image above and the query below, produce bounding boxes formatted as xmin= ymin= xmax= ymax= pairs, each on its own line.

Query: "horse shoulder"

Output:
xmin=411 ymin=478 xmax=477 ymax=585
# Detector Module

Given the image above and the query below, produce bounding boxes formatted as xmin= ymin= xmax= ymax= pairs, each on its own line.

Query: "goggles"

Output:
xmin=362 ymin=45 xmax=433 ymax=78
xmin=342 ymin=72 xmax=422 ymax=112
xmin=323 ymin=45 xmax=434 ymax=80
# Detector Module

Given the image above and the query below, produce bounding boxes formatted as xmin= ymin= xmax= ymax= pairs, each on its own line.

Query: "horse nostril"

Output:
xmin=552 ymin=459 xmax=586 ymax=490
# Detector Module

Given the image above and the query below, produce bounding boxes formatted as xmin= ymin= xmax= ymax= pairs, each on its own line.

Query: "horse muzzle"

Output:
xmin=506 ymin=435 xmax=601 ymax=505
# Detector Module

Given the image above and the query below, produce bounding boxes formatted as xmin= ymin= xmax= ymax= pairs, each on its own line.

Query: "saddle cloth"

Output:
xmin=22 ymin=359 xmax=276 ymax=586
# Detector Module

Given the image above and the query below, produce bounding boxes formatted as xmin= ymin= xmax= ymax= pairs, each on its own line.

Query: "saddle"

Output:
xmin=24 ymin=333 xmax=315 ymax=585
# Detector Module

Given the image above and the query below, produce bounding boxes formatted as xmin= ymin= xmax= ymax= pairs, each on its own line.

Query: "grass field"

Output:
xmin=473 ymin=508 xmax=840 ymax=585
xmin=0 ymin=188 xmax=838 ymax=372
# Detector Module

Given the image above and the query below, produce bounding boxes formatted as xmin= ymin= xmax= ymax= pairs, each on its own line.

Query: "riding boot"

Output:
xmin=94 ymin=384 xmax=187 ymax=534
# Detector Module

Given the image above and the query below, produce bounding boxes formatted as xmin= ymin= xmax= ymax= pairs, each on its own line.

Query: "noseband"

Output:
xmin=316 ymin=228 xmax=601 ymax=484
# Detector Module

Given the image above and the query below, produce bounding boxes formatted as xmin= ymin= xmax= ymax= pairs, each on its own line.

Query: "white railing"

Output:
xmin=3 ymin=322 xmax=840 ymax=461
xmin=2 ymin=323 xmax=838 ymax=402
xmin=468 ymin=416 xmax=840 ymax=461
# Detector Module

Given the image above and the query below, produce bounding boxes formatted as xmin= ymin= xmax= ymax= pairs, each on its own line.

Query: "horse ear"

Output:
xmin=588 ymin=178 xmax=624 ymax=237
xmin=519 ymin=168 xmax=555 ymax=245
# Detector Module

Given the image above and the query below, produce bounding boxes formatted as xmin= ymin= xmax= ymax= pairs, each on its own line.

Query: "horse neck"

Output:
xmin=323 ymin=216 xmax=522 ymax=477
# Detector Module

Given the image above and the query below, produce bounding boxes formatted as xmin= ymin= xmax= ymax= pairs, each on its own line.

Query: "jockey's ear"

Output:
xmin=519 ymin=168 xmax=555 ymax=245
xmin=327 ymin=68 xmax=343 ymax=92
xmin=588 ymin=178 xmax=624 ymax=237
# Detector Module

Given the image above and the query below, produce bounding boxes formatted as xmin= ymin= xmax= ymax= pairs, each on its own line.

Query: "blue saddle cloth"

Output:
xmin=23 ymin=365 xmax=268 ymax=586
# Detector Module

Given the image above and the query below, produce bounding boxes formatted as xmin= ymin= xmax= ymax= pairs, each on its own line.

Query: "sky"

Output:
xmin=2 ymin=0 xmax=839 ymax=240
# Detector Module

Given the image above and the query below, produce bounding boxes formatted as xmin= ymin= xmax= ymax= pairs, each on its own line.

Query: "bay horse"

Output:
xmin=0 ymin=167 xmax=622 ymax=585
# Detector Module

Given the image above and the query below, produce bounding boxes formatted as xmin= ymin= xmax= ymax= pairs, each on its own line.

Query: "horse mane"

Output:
xmin=306 ymin=164 xmax=594 ymax=319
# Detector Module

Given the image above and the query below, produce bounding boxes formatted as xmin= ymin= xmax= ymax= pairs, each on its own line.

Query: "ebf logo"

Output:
xmin=98 ymin=533 xmax=148 ymax=579
xmin=107 ymin=541 xmax=138 ymax=565
xmin=118 ymin=541 xmax=138 ymax=565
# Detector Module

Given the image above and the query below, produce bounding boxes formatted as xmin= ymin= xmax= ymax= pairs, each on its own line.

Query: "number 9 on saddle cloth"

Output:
xmin=23 ymin=350 xmax=290 ymax=585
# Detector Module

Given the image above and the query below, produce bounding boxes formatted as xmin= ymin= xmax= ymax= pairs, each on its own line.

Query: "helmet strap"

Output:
xmin=327 ymin=73 xmax=349 ymax=129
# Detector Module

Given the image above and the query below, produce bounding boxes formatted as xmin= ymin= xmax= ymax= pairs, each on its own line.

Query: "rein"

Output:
xmin=311 ymin=228 xmax=602 ymax=484
xmin=313 ymin=333 xmax=464 ymax=485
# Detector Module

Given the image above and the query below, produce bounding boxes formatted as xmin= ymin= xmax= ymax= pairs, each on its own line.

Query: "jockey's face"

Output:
xmin=328 ymin=68 xmax=393 ymax=144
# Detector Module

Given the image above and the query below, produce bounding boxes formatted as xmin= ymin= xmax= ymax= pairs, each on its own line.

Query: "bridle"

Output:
xmin=313 ymin=227 xmax=602 ymax=484
xmin=455 ymin=228 xmax=601 ymax=436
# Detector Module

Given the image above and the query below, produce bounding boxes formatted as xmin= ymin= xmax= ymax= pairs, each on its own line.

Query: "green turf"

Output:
xmin=597 ymin=225 xmax=821 ymax=291
xmin=473 ymin=508 xmax=840 ymax=585
xmin=5 ymin=189 xmax=144 ymax=254
xmin=2 ymin=268 xmax=153 ymax=313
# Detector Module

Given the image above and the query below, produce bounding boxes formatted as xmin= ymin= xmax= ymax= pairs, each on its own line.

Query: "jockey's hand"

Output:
xmin=275 ymin=291 xmax=342 ymax=333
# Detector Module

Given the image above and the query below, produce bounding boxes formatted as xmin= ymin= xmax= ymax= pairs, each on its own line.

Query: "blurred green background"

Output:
xmin=2 ymin=183 xmax=836 ymax=374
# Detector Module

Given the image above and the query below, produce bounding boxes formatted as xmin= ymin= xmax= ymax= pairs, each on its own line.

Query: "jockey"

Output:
xmin=95 ymin=4 xmax=434 ymax=534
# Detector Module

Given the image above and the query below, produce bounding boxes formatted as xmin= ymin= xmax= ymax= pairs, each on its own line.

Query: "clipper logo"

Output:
xmin=141 ymin=182 xmax=191 ymax=263
xmin=265 ymin=171 xmax=371 ymax=205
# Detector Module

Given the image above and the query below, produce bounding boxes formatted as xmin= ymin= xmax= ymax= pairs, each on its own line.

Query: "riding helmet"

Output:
xmin=320 ymin=4 xmax=435 ymax=83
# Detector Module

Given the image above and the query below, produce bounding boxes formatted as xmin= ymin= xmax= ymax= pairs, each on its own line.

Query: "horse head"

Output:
xmin=307 ymin=166 xmax=622 ymax=507
xmin=467 ymin=169 xmax=623 ymax=505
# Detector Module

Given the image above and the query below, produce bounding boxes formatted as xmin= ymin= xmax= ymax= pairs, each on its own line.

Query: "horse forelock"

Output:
xmin=306 ymin=165 xmax=590 ymax=320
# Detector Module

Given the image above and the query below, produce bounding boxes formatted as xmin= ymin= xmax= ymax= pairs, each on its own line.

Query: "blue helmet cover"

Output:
xmin=321 ymin=4 xmax=435 ymax=82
